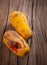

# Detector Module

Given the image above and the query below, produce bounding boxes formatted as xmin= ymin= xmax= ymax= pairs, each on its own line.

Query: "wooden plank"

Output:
xmin=0 ymin=0 xmax=9 ymax=41
xmin=0 ymin=0 xmax=9 ymax=65
xmin=27 ymin=0 xmax=37 ymax=65
xmin=1 ymin=0 xmax=47 ymax=65
xmin=36 ymin=0 xmax=47 ymax=65
xmin=28 ymin=0 xmax=47 ymax=65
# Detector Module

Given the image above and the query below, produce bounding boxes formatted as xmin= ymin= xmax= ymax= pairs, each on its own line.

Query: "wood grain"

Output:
xmin=0 ymin=0 xmax=47 ymax=65
xmin=0 ymin=0 xmax=9 ymax=65
xmin=28 ymin=0 xmax=47 ymax=65
xmin=0 ymin=0 xmax=9 ymax=41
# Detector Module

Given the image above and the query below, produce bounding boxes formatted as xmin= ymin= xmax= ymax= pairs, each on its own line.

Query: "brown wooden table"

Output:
xmin=0 ymin=0 xmax=47 ymax=65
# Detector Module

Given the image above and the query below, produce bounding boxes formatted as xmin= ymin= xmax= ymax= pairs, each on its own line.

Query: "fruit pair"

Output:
xmin=3 ymin=11 xmax=33 ymax=57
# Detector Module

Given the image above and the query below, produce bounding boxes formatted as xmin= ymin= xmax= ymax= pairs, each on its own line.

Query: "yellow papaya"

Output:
xmin=3 ymin=30 xmax=30 ymax=57
xmin=9 ymin=11 xmax=33 ymax=40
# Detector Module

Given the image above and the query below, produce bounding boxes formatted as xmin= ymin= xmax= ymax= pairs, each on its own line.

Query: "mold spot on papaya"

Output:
xmin=10 ymin=44 xmax=17 ymax=52
xmin=9 ymin=40 xmax=22 ymax=49
xmin=20 ymin=39 xmax=26 ymax=48
xmin=14 ymin=42 xmax=22 ymax=49
xmin=13 ymin=14 xmax=18 ymax=18
xmin=7 ymin=33 xmax=10 ymax=36
xmin=23 ymin=44 xmax=26 ymax=48
xmin=21 ymin=39 xmax=24 ymax=43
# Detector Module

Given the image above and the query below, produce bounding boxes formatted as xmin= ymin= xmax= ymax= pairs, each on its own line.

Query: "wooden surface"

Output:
xmin=0 ymin=0 xmax=47 ymax=65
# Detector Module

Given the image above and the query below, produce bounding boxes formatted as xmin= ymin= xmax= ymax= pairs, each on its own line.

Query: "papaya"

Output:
xmin=3 ymin=30 xmax=30 ymax=57
xmin=9 ymin=11 xmax=33 ymax=40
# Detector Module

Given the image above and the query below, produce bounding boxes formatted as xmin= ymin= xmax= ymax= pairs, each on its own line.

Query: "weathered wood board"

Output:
xmin=0 ymin=0 xmax=47 ymax=65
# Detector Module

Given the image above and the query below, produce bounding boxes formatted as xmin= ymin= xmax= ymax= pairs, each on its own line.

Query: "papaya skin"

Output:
xmin=3 ymin=30 xmax=30 ymax=57
xmin=9 ymin=11 xmax=33 ymax=40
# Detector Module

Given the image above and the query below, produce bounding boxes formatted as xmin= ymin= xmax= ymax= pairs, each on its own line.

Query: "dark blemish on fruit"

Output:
xmin=14 ymin=42 xmax=21 ymax=48
xmin=20 ymin=39 xmax=26 ymax=48
xmin=23 ymin=19 xmax=26 ymax=22
xmin=7 ymin=33 xmax=9 ymax=36
xmin=21 ymin=39 xmax=24 ymax=43
xmin=14 ymin=42 xmax=19 ymax=48
xmin=13 ymin=14 xmax=18 ymax=18
xmin=23 ymin=44 xmax=26 ymax=48
xmin=9 ymin=41 xmax=21 ymax=52
xmin=10 ymin=44 xmax=17 ymax=52
xmin=9 ymin=40 xmax=21 ymax=49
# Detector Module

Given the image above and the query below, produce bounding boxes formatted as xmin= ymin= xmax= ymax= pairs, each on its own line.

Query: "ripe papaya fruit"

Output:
xmin=9 ymin=11 xmax=33 ymax=40
xmin=3 ymin=30 xmax=30 ymax=57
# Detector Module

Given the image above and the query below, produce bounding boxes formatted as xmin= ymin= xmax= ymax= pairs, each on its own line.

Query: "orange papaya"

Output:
xmin=3 ymin=30 xmax=30 ymax=57
xmin=9 ymin=11 xmax=33 ymax=40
